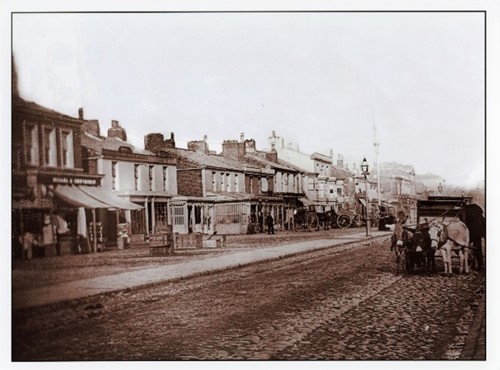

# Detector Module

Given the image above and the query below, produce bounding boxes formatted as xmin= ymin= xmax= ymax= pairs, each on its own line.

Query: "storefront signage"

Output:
xmin=38 ymin=174 xmax=100 ymax=186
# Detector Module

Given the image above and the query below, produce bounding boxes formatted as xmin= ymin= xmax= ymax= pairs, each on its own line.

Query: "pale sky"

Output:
xmin=12 ymin=11 xmax=485 ymax=187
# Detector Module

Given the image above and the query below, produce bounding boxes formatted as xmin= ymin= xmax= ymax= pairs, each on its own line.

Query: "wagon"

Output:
xmin=399 ymin=196 xmax=471 ymax=273
xmin=293 ymin=208 xmax=320 ymax=232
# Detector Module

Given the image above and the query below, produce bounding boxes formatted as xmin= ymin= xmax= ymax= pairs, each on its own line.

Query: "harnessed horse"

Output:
xmin=428 ymin=220 xmax=470 ymax=275
xmin=391 ymin=222 xmax=411 ymax=274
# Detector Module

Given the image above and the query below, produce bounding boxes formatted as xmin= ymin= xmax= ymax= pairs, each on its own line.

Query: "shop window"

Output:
xmin=215 ymin=203 xmax=242 ymax=224
xmin=131 ymin=209 xmax=145 ymax=235
xmin=25 ymin=123 xmax=39 ymax=165
xmin=155 ymin=203 xmax=168 ymax=228
xmin=171 ymin=205 xmax=185 ymax=225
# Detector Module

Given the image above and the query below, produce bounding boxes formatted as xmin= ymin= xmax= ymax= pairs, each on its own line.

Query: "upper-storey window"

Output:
xmin=163 ymin=166 xmax=168 ymax=192
xmin=25 ymin=122 xmax=39 ymax=165
xmin=149 ymin=165 xmax=154 ymax=191
xmin=212 ymin=172 xmax=217 ymax=192
xmin=61 ymin=130 xmax=74 ymax=168
xmin=134 ymin=164 xmax=140 ymax=191
xmin=43 ymin=127 xmax=57 ymax=167
xmin=111 ymin=161 xmax=118 ymax=190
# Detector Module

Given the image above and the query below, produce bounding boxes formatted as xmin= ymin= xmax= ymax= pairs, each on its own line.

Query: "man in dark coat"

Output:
xmin=460 ymin=204 xmax=486 ymax=271
xmin=266 ymin=214 xmax=275 ymax=235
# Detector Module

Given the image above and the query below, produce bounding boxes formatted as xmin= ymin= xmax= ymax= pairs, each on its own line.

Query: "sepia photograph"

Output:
xmin=4 ymin=0 xmax=498 ymax=367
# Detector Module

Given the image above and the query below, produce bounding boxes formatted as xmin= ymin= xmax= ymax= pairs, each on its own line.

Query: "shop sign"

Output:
xmin=38 ymin=174 xmax=100 ymax=186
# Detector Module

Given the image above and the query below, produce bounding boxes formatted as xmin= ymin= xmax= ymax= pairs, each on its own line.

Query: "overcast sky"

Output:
xmin=12 ymin=11 xmax=485 ymax=187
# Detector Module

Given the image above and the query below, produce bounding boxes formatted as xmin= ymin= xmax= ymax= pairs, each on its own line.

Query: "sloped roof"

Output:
xmin=165 ymin=147 xmax=262 ymax=173
xmin=310 ymin=152 xmax=333 ymax=163
xmin=331 ymin=165 xmax=353 ymax=180
xmin=82 ymin=132 xmax=154 ymax=155
xmin=13 ymin=97 xmax=83 ymax=124
xmin=277 ymin=158 xmax=314 ymax=174
xmin=244 ymin=153 xmax=298 ymax=172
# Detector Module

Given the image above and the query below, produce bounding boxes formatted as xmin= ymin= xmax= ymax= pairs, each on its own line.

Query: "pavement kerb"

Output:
xmin=459 ymin=292 xmax=486 ymax=360
xmin=13 ymin=232 xmax=391 ymax=312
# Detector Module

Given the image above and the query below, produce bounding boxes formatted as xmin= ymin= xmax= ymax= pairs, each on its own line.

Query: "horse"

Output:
xmin=407 ymin=226 xmax=434 ymax=274
xmin=459 ymin=203 xmax=486 ymax=271
xmin=428 ymin=221 xmax=470 ymax=275
xmin=391 ymin=222 xmax=411 ymax=274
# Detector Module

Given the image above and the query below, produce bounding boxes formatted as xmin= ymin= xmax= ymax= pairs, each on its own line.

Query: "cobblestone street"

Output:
xmin=12 ymin=236 xmax=485 ymax=361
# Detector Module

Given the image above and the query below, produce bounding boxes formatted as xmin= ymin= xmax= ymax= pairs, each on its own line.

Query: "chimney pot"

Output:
xmin=78 ymin=107 xmax=84 ymax=120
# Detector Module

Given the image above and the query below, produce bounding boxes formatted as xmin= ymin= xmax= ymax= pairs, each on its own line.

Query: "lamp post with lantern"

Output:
xmin=361 ymin=158 xmax=372 ymax=237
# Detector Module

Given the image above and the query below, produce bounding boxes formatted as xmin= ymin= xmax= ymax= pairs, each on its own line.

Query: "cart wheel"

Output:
xmin=337 ymin=215 xmax=351 ymax=229
xmin=306 ymin=213 xmax=319 ymax=232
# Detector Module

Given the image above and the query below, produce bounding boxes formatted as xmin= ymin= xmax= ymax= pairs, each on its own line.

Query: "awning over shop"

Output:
xmin=54 ymin=185 xmax=143 ymax=210
xmin=54 ymin=185 xmax=110 ymax=208
xmin=358 ymin=198 xmax=367 ymax=207
xmin=79 ymin=186 xmax=143 ymax=210
xmin=298 ymin=197 xmax=311 ymax=207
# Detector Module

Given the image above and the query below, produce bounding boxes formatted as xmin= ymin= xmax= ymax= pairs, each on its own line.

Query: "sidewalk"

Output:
xmin=12 ymin=231 xmax=388 ymax=311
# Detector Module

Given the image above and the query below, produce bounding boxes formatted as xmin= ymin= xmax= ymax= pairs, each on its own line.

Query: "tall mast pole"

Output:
xmin=373 ymin=113 xmax=381 ymax=206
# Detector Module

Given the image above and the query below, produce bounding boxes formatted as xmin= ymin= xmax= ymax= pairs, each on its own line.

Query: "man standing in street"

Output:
xmin=266 ymin=213 xmax=275 ymax=235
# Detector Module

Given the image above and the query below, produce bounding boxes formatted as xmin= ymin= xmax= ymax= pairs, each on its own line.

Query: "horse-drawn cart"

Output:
xmin=393 ymin=196 xmax=481 ymax=275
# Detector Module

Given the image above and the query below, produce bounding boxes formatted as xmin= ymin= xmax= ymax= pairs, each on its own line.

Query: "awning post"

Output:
xmin=92 ymin=209 xmax=97 ymax=253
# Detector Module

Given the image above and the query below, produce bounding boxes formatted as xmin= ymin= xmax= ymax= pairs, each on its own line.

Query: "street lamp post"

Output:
xmin=361 ymin=158 xmax=372 ymax=237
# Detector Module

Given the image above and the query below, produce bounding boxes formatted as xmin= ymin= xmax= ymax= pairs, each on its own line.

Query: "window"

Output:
xmin=163 ymin=167 xmax=168 ymax=192
xmin=226 ymin=173 xmax=231 ymax=192
xmin=234 ymin=174 xmax=239 ymax=191
xmin=212 ymin=172 xmax=217 ymax=192
xmin=61 ymin=130 xmax=74 ymax=168
xmin=111 ymin=161 xmax=118 ymax=190
xmin=134 ymin=164 xmax=140 ymax=191
xmin=149 ymin=165 xmax=154 ymax=191
xmin=220 ymin=172 xmax=225 ymax=192
xmin=215 ymin=203 xmax=242 ymax=224
xmin=155 ymin=203 xmax=168 ymax=228
xmin=43 ymin=127 xmax=57 ymax=166
xmin=171 ymin=205 xmax=185 ymax=225
xmin=25 ymin=123 xmax=39 ymax=165
xmin=261 ymin=177 xmax=268 ymax=192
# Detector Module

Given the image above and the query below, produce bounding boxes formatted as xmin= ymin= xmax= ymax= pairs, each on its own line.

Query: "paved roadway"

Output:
xmin=13 ymin=232 xmax=485 ymax=360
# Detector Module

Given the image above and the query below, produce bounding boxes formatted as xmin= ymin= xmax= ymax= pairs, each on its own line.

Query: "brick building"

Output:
xmin=144 ymin=133 xmax=282 ymax=235
xmin=81 ymin=120 xmax=177 ymax=243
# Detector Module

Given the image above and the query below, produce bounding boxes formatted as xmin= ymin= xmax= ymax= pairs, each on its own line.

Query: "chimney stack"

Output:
xmin=108 ymin=120 xmax=127 ymax=141
xmin=78 ymin=107 xmax=84 ymax=120
xmin=240 ymin=132 xmax=245 ymax=142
